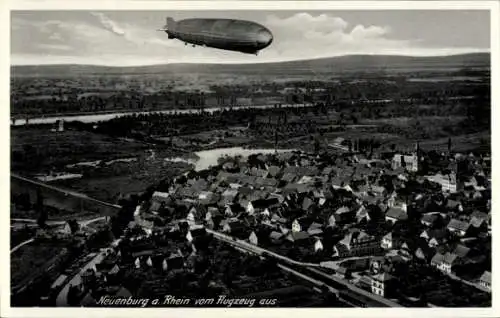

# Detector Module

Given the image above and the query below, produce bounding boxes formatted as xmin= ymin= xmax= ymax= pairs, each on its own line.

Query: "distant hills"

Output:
xmin=11 ymin=53 xmax=490 ymax=77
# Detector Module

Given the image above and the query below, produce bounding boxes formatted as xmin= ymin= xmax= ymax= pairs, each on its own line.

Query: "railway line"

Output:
xmin=207 ymin=228 xmax=403 ymax=307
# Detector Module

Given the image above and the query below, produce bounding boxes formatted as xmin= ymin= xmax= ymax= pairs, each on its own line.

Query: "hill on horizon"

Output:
xmin=11 ymin=53 xmax=490 ymax=77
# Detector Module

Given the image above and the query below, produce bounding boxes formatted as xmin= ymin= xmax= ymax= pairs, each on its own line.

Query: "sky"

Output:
xmin=10 ymin=10 xmax=491 ymax=66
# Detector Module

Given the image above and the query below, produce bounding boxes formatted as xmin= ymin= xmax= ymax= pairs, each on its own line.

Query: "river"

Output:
xmin=167 ymin=146 xmax=295 ymax=171
xmin=11 ymin=104 xmax=313 ymax=126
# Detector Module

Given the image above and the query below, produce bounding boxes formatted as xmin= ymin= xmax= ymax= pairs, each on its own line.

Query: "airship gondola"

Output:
xmin=158 ymin=17 xmax=273 ymax=55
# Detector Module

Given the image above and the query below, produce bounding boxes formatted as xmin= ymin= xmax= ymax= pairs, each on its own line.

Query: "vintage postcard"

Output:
xmin=1 ymin=1 xmax=498 ymax=317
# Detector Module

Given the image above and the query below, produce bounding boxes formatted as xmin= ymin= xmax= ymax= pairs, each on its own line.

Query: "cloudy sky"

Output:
xmin=11 ymin=10 xmax=490 ymax=66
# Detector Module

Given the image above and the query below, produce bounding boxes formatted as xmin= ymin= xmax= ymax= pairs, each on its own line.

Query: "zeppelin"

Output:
xmin=158 ymin=17 xmax=273 ymax=55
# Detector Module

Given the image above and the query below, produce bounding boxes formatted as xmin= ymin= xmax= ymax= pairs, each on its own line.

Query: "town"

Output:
xmin=11 ymin=132 xmax=491 ymax=307
xmin=10 ymin=51 xmax=492 ymax=308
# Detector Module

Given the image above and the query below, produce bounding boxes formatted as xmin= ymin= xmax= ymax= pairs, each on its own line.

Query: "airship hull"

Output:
xmin=163 ymin=18 xmax=273 ymax=54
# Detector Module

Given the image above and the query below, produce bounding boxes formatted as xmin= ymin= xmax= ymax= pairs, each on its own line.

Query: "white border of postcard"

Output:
xmin=1 ymin=1 xmax=499 ymax=318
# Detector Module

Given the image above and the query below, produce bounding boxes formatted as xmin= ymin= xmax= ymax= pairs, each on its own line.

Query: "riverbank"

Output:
xmin=11 ymin=103 xmax=315 ymax=126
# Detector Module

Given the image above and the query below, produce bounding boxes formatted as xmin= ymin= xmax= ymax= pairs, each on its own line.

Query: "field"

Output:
xmin=11 ymin=127 xmax=193 ymax=204
xmin=11 ymin=127 xmax=150 ymax=172
xmin=10 ymin=243 xmax=63 ymax=288
xmin=52 ymin=158 xmax=191 ymax=202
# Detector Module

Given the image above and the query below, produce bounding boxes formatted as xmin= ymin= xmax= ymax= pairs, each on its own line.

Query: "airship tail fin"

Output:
xmin=166 ymin=17 xmax=177 ymax=31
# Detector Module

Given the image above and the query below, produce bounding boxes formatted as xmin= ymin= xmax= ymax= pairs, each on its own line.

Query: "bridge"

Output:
xmin=11 ymin=173 xmax=122 ymax=217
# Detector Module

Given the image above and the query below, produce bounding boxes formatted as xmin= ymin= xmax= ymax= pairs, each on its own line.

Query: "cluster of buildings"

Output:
xmin=56 ymin=145 xmax=491 ymax=306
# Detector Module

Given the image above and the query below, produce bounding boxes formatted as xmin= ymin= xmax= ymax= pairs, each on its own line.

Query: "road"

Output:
xmin=447 ymin=271 xmax=490 ymax=293
xmin=207 ymin=229 xmax=322 ymax=267
xmin=206 ymin=229 xmax=402 ymax=307
xmin=11 ymin=173 xmax=122 ymax=210
xmin=12 ymin=216 xmax=106 ymax=228
xmin=55 ymin=244 xmax=115 ymax=306
xmin=10 ymin=238 xmax=35 ymax=253
xmin=10 ymin=216 xmax=107 ymax=255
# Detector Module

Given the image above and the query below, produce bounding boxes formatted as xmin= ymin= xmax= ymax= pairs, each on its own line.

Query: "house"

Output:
xmin=381 ymin=232 xmax=402 ymax=250
xmin=205 ymin=207 xmax=222 ymax=221
xmin=297 ymin=175 xmax=314 ymax=185
xmin=132 ymin=250 xmax=155 ymax=268
xmin=358 ymin=275 xmax=373 ymax=289
xmin=409 ymin=237 xmax=434 ymax=263
xmin=371 ymin=185 xmax=386 ymax=197
xmin=371 ymin=273 xmax=395 ymax=297
xmin=447 ymin=219 xmax=470 ymax=237
xmin=453 ymin=244 xmax=470 ymax=259
xmin=478 ymin=271 xmax=491 ymax=291
xmin=285 ymin=231 xmax=312 ymax=245
xmin=198 ymin=191 xmax=219 ymax=205
xmin=469 ymin=215 xmax=488 ymax=232
xmin=426 ymin=172 xmax=460 ymax=193
xmin=470 ymin=211 xmax=489 ymax=223
xmin=291 ymin=217 xmax=313 ymax=233
xmin=186 ymin=225 xmax=207 ymax=243
xmin=397 ymin=241 xmax=415 ymax=261
xmin=420 ymin=229 xmax=447 ymax=247
xmin=431 ymin=252 xmax=460 ymax=274
xmin=269 ymin=231 xmax=284 ymax=244
xmin=341 ymin=257 xmax=372 ymax=273
xmin=50 ymin=274 xmax=68 ymax=293
xmin=334 ymin=206 xmax=355 ymax=224
xmin=421 ymin=213 xmax=441 ymax=228
xmin=322 ymin=167 xmax=333 ymax=176
xmin=247 ymin=198 xmax=280 ymax=215
xmin=271 ymin=213 xmax=287 ymax=225
xmin=221 ymin=189 xmax=239 ymax=205
xmin=307 ymin=222 xmax=324 ymax=236
xmin=149 ymin=191 xmax=172 ymax=213
xmin=392 ymin=154 xmax=418 ymax=172
xmin=368 ymin=256 xmax=385 ymax=274
xmin=441 ymin=252 xmax=461 ymax=273
xmin=80 ymin=269 xmax=96 ymax=290
xmin=249 ymin=231 xmax=258 ymax=245
xmin=165 ymin=252 xmax=185 ymax=270
xmin=355 ymin=205 xmax=371 ymax=223
xmin=59 ymin=220 xmax=79 ymax=236
xmin=267 ymin=165 xmax=282 ymax=178
xmin=385 ymin=205 xmax=408 ymax=224
xmin=224 ymin=203 xmax=245 ymax=217
xmin=269 ymin=193 xmax=285 ymax=204
xmin=284 ymin=183 xmax=312 ymax=195
xmin=281 ymin=173 xmax=297 ymax=183
xmin=222 ymin=220 xmax=247 ymax=236
xmin=186 ymin=209 xmax=197 ymax=226
xmin=336 ymin=229 xmax=381 ymax=258
xmin=445 ymin=199 xmax=463 ymax=212
xmin=335 ymin=266 xmax=352 ymax=279
xmin=301 ymin=196 xmax=315 ymax=212
xmin=242 ymin=214 xmax=258 ymax=228
xmin=414 ymin=246 xmax=434 ymax=263
xmin=255 ymin=177 xmax=278 ymax=189
xmin=314 ymin=238 xmax=324 ymax=252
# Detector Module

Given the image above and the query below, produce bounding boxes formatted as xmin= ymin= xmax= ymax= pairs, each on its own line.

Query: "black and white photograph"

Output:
xmin=3 ymin=0 xmax=498 ymax=316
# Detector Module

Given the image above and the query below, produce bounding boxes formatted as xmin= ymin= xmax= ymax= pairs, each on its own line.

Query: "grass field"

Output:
xmin=361 ymin=116 xmax=466 ymax=127
xmin=52 ymin=158 xmax=191 ymax=202
xmin=11 ymin=243 xmax=62 ymax=288
xmin=11 ymin=127 xmax=149 ymax=171
xmin=11 ymin=127 xmax=193 ymax=204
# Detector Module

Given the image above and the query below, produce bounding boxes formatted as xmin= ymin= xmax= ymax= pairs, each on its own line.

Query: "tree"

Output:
xmin=36 ymin=189 xmax=47 ymax=228
xmin=67 ymin=219 xmax=79 ymax=234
